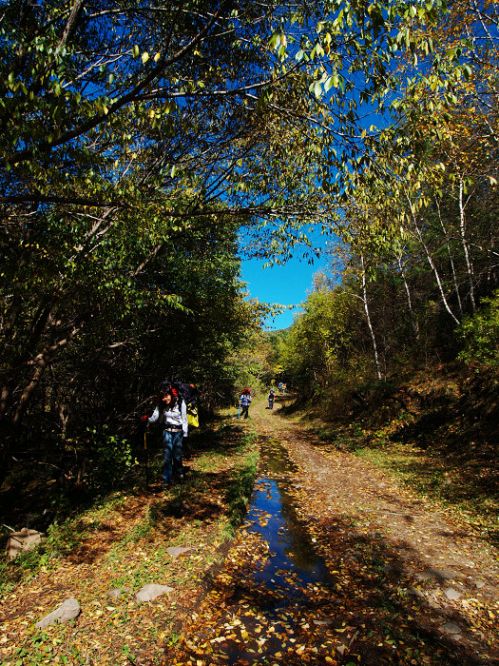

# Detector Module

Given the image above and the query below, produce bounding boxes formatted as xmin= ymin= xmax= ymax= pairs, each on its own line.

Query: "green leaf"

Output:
xmin=309 ymin=80 xmax=323 ymax=98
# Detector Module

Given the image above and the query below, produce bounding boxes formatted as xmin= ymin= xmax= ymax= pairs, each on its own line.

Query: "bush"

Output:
xmin=458 ymin=291 xmax=499 ymax=368
xmin=85 ymin=426 xmax=136 ymax=489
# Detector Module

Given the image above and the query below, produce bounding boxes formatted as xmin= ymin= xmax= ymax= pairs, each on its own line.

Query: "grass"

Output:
xmin=104 ymin=426 xmax=261 ymax=593
xmin=225 ymin=446 xmax=259 ymax=532
xmin=1 ymin=418 xmax=262 ymax=665
xmin=355 ymin=441 xmax=498 ymax=544
xmin=299 ymin=377 xmax=497 ymax=546
xmin=0 ymin=492 xmax=128 ymax=598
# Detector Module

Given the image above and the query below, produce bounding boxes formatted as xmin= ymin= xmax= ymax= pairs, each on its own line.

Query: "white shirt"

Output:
xmin=148 ymin=400 xmax=188 ymax=437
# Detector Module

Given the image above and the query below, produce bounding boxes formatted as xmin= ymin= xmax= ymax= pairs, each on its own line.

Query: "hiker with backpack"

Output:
xmin=239 ymin=388 xmax=252 ymax=419
xmin=141 ymin=385 xmax=188 ymax=487
xmin=267 ymin=389 xmax=275 ymax=410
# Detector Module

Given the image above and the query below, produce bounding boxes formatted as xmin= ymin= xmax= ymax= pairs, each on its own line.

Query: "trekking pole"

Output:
xmin=143 ymin=429 xmax=150 ymax=489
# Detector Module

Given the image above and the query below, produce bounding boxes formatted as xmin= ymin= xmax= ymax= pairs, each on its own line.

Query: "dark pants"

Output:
xmin=162 ymin=429 xmax=183 ymax=484
xmin=240 ymin=404 xmax=249 ymax=419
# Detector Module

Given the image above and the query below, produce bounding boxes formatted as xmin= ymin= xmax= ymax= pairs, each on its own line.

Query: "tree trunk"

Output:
xmin=360 ymin=254 xmax=383 ymax=380
xmin=411 ymin=209 xmax=460 ymax=326
xmin=435 ymin=198 xmax=463 ymax=316
xmin=397 ymin=254 xmax=420 ymax=340
xmin=458 ymin=175 xmax=477 ymax=312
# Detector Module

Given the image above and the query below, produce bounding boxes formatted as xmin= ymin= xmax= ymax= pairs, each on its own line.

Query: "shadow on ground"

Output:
xmin=165 ymin=505 xmax=493 ymax=665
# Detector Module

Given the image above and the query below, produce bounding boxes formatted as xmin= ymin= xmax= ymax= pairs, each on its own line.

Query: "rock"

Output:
xmin=166 ymin=546 xmax=191 ymax=559
xmin=444 ymin=588 xmax=461 ymax=601
xmin=441 ymin=622 xmax=461 ymax=636
xmin=136 ymin=584 xmax=173 ymax=602
xmin=36 ymin=598 xmax=80 ymax=628
xmin=415 ymin=568 xmax=454 ymax=584
xmin=108 ymin=588 xmax=123 ymax=601
xmin=6 ymin=528 xmax=42 ymax=561
xmin=474 ymin=580 xmax=485 ymax=589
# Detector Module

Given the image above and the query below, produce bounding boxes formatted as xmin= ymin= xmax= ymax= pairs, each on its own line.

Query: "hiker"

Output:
xmin=141 ymin=386 xmax=188 ymax=486
xmin=239 ymin=388 xmax=252 ymax=419
xmin=267 ymin=389 xmax=275 ymax=410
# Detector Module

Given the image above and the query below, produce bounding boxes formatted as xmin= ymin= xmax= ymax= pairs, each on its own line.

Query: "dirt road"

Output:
xmin=169 ymin=398 xmax=498 ymax=665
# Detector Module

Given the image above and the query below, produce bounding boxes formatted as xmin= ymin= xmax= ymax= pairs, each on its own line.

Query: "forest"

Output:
xmin=0 ymin=2 xmax=497 ymax=664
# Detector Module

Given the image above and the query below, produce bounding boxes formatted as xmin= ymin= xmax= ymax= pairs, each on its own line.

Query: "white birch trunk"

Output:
xmin=360 ymin=254 xmax=383 ymax=380
xmin=397 ymin=254 xmax=420 ymax=340
xmin=458 ymin=176 xmax=477 ymax=313
xmin=436 ymin=198 xmax=463 ymax=316
xmin=405 ymin=192 xmax=460 ymax=326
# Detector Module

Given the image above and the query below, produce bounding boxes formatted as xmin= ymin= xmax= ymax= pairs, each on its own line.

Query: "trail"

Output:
xmin=168 ymin=398 xmax=498 ymax=665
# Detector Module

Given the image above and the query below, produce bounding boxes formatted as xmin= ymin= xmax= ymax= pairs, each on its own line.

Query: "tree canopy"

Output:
xmin=1 ymin=0 xmax=497 ymax=488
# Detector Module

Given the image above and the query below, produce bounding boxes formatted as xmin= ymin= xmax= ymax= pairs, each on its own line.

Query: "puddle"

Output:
xmin=220 ymin=440 xmax=336 ymax=664
xmin=173 ymin=439 xmax=339 ymax=665
xmin=246 ymin=441 xmax=332 ymax=598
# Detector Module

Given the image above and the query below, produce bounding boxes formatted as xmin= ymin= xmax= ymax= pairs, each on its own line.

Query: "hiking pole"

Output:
xmin=143 ymin=429 xmax=150 ymax=489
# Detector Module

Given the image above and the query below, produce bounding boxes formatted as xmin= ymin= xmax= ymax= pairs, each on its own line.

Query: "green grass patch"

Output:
xmin=225 ymin=448 xmax=259 ymax=533
xmin=105 ymin=425 xmax=261 ymax=592
xmin=355 ymin=443 xmax=498 ymax=544
xmin=0 ymin=492 xmax=127 ymax=598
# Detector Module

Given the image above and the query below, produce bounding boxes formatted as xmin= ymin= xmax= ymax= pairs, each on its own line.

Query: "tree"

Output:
xmin=1 ymin=0 xmax=479 ymax=482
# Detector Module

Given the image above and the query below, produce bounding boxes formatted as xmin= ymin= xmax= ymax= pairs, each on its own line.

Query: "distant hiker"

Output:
xmin=267 ymin=389 xmax=275 ymax=410
xmin=239 ymin=388 xmax=252 ymax=419
xmin=141 ymin=386 xmax=188 ymax=486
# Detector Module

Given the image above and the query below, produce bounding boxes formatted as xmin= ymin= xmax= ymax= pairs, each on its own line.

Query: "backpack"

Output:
xmin=160 ymin=380 xmax=198 ymax=406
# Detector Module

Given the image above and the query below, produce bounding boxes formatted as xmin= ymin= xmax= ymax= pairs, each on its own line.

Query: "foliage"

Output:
xmin=85 ymin=426 xmax=135 ymax=488
xmin=458 ymin=291 xmax=499 ymax=368
xmin=278 ymin=279 xmax=377 ymax=411
xmin=274 ymin=0 xmax=497 ymax=411
xmin=1 ymin=1 xmax=496 ymax=514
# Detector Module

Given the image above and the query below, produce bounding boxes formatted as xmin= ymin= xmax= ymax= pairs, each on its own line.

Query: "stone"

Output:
xmin=6 ymin=528 xmax=42 ymax=561
xmin=444 ymin=588 xmax=461 ymax=601
xmin=415 ymin=568 xmax=454 ymax=584
xmin=136 ymin=584 xmax=173 ymax=602
xmin=474 ymin=580 xmax=485 ymax=589
xmin=36 ymin=598 xmax=80 ymax=628
xmin=108 ymin=588 xmax=123 ymax=601
xmin=166 ymin=546 xmax=191 ymax=559
xmin=441 ymin=622 xmax=461 ymax=636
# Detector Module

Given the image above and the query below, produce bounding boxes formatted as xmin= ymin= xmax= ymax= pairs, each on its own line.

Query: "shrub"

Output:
xmin=85 ymin=426 xmax=135 ymax=489
xmin=458 ymin=291 xmax=499 ymax=368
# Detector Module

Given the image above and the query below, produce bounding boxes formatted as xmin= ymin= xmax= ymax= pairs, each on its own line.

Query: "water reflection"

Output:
xmin=246 ymin=442 xmax=332 ymax=601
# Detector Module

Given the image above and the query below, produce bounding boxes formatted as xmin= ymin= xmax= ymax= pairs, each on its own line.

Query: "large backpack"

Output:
xmin=160 ymin=380 xmax=198 ymax=406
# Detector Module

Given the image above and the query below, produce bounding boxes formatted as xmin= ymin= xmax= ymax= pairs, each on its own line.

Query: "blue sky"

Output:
xmin=240 ymin=232 xmax=333 ymax=330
